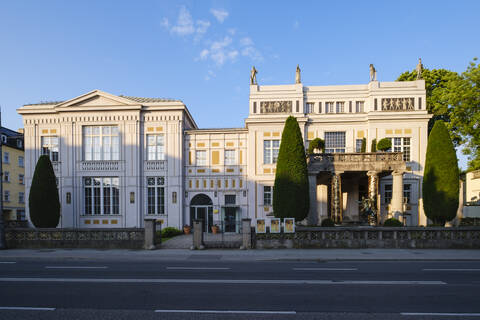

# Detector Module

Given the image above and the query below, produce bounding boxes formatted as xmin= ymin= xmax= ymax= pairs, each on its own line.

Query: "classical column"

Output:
xmin=367 ymin=171 xmax=379 ymax=223
xmin=330 ymin=172 xmax=343 ymax=224
xmin=390 ymin=170 xmax=404 ymax=220
xmin=308 ymin=173 xmax=318 ymax=225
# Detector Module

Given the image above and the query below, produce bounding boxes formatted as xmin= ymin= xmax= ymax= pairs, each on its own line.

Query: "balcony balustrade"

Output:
xmin=80 ymin=160 xmax=121 ymax=171
xmin=308 ymin=152 xmax=406 ymax=173
xmin=144 ymin=160 xmax=166 ymax=171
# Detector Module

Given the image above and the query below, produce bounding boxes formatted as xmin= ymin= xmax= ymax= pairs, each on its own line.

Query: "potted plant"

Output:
xmin=211 ymin=224 xmax=220 ymax=234
xmin=183 ymin=224 xmax=191 ymax=234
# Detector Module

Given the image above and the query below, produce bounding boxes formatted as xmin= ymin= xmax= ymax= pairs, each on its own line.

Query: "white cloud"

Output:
xmin=239 ymin=37 xmax=263 ymax=61
xmin=240 ymin=37 xmax=253 ymax=47
xmin=160 ymin=18 xmax=170 ymax=29
xmin=227 ymin=28 xmax=236 ymax=35
xmin=170 ymin=6 xmax=195 ymax=36
xmin=210 ymin=9 xmax=229 ymax=23
xmin=205 ymin=70 xmax=216 ymax=81
xmin=293 ymin=20 xmax=299 ymax=29
xmin=198 ymin=36 xmax=240 ymax=66
xmin=196 ymin=20 xmax=210 ymax=35
xmin=199 ymin=49 xmax=209 ymax=60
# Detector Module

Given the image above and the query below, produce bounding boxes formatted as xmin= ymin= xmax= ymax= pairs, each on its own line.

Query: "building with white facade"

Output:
xmin=18 ymin=72 xmax=431 ymax=230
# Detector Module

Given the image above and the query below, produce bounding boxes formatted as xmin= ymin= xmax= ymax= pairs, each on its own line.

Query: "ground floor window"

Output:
xmin=84 ymin=177 xmax=119 ymax=215
xmin=16 ymin=209 xmax=25 ymax=221
xmin=384 ymin=183 xmax=412 ymax=204
xmin=147 ymin=177 xmax=165 ymax=215
xmin=325 ymin=132 xmax=345 ymax=153
xmin=264 ymin=186 xmax=272 ymax=205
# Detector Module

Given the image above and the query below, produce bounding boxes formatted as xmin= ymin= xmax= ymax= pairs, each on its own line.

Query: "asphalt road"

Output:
xmin=1 ymin=258 xmax=480 ymax=319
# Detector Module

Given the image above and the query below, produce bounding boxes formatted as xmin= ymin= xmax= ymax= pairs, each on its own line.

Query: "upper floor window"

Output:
xmin=356 ymin=101 xmax=364 ymax=113
xmin=4 ymin=171 xmax=10 ymax=182
xmin=83 ymin=177 xmax=119 ymax=215
xmin=263 ymin=140 xmax=280 ymax=164
xmin=18 ymin=156 xmax=24 ymax=167
xmin=336 ymin=102 xmax=345 ymax=113
xmin=225 ymin=194 xmax=236 ymax=205
xmin=19 ymin=192 xmax=25 ymax=204
xmin=4 ymin=190 xmax=10 ymax=202
xmin=147 ymin=134 xmax=165 ymax=161
xmin=3 ymin=152 xmax=9 ymax=163
xmin=388 ymin=137 xmax=411 ymax=161
xmin=306 ymin=102 xmax=315 ymax=114
xmin=41 ymin=136 xmax=59 ymax=162
xmin=147 ymin=177 xmax=165 ymax=215
xmin=196 ymin=150 xmax=207 ymax=166
xmin=83 ymin=126 xmax=119 ymax=161
xmin=325 ymin=132 xmax=346 ymax=153
xmin=225 ymin=150 xmax=236 ymax=165
xmin=17 ymin=139 xmax=22 ymax=148
xmin=19 ymin=174 xmax=24 ymax=185
xmin=325 ymin=102 xmax=334 ymax=113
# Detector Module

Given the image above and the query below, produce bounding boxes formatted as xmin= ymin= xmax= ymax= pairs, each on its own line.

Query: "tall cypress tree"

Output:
xmin=423 ymin=121 xmax=459 ymax=225
xmin=29 ymin=155 xmax=60 ymax=228
xmin=273 ymin=116 xmax=309 ymax=220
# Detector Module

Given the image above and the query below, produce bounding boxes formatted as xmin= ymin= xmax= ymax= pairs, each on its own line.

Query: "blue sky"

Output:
xmin=1 ymin=1 xmax=478 ymax=168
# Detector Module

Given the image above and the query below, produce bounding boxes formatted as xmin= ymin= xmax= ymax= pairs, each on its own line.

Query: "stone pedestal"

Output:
xmin=308 ymin=174 xmax=318 ymax=225
xmin=192 ymin=219 xmax=204 ymax=250
xmin=241 ymin=218 xmax=252 ymax=249
xmin=390 ymin=170 xmax=404 ymax=221
xmin=144 ymin=219 xmax=156 ymax=250
xmin=331 ymin=172 xmax=343 ymax=224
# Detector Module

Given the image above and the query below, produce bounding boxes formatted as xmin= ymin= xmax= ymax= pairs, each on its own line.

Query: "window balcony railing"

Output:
xmin=80 ymin=160 xmax=121 ymax=171
xmin=144 ymin=160 xmax=166 ymax=171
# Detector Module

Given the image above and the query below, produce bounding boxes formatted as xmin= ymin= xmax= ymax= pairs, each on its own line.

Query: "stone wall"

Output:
xmin=254 ymin=227 xmax=480 ymax=249
xmin=5 ymin=228 xmax=144 ymax=249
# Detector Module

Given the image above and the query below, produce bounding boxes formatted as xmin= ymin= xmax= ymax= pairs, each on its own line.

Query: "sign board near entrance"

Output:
xmin=270 ymin=218 xmax=280 ymax=233
xmin=256 ymin=219 xmax=266 ymax=233
xmin=284 ymin=218 xmax=295 ymax=233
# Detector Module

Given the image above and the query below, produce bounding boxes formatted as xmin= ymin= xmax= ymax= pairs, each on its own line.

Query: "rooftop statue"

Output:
xmin=250 ymin=66 xmax=258 ymax=85
xmin=416 ymin=58 xmax=423 ymax=80
xmin=369 ymin=64 xmax=377 ymax=82
xmin=295 ymin=64 xmax=301 ymax=84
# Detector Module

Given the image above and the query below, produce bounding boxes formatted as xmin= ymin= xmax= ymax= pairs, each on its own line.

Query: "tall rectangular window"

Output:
xmin=225 ymin=150 xmax=236 ymax=165
xmin=4 ymin=171 xmax=9 ymax=182
xmin=18 ymin=156 xmax=24 ymax=167
xmin=147 ymin=177 xmax=165 ymax=215
xmin=19 ymin=174 xmax=24 ymax=185
xmin=325 ymin=102 xmax=334 ymax=113
xmin=147 ymin=134 xmax=165 ymax=160
xmin=318 ymin=102 xmax=322 ymax=113
xmin=324 ymin=132 xmax=346 ymax=153
xmin=384 ymin=184 xmax=392 ymax=204
xmin=404 ymin=184 xmax=411 ymax=204
xmin=355 ymin=101 xmax=364 ymax=113
xmin=263 ymin=140 xmax=280 ymax=164
xmin=196 ymin=150 xmax=207 ymax=166
xmin=83 ymin=126 xmax=119 ymax=161
xmin=336 ymin=102 xmax=345 ymax=113
xmin=355 ymin=139 xmax=363 ymax=153
xmin=19 ymin=192 xmax=25 ymax=203
xmin=84 ymin=177 xmax=119 ymax=215
xmin=264 ymin=186 xmax=272 ymax=205
xmin=16 ymin=209 xmax=25 ymax=221
xmin=389 ymin=137 xmax=411 ymax=161
xmin=306 ymin=102 xmax=315 ymax=114
xmin=3 ymin=152 xmax=9 ymax=163
xmin=4 ymin=190 xmax=10 ymax=202
xmin=41 ymin=136 xmax=59 ymax=161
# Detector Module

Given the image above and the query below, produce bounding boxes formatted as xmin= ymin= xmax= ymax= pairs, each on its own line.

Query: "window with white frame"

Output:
xmin=306 ymin=102 xmax=315 ymax=114
xmin=3 ymin=152 xmax=9 ymax=163
xmin=324 ymin=132 xmax=346 ymax=153
xmin=4 ymin=190 xmax=10 ymax=202
xmin=356 ymin=101 xmax=364 ymax=113
xmin=19 ymin=192 xmax=25 ymax=203
xmin=4 ymin=171 xmax=9 ymax=182
xmin=83 ymin=126 xmax=119 ymax=161
xmin=41 ymin=136 xmax=59 ymax=162
xmin=84 ymin=177 xmax=119 ymax=215
xmin=336 ymin=102 xmax=345 ymax=113
xmin=264 ymin=186 xmax=273 ymax=205
xmin=147 ymin=134 xmax=165 ymax=160
xmin=404 ymin=184 xmax=411 ymax=204
xmin=325 ymin=102 xmax=334 ymax=113
xmin=147 ymin=177 xmax=165 ymax=215
xmin=263 ymin=140 xmax=280 ymax=164
xmin=355 ymin=139 xmax=363 ymax=153
xmin=384 ymin=184 xmax=392 ymax=204
xmin=18 ymin=156 xmax=24 ymax=167
xmin=16 ymin=209 xmax=25 ymax=221
xmin=225 ymin=150 xmax=236 ymax=165
xmin=388 ymin=137 xmax=411 ymax=161
xmin=196 ymin=150 xmax=207 ymax=166
xmin=19 ymin=174 xmax=24 ymax=185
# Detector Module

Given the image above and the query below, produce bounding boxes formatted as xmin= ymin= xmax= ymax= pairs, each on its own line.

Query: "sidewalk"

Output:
xmin=1 ymin=248 xmax=480 ymax=262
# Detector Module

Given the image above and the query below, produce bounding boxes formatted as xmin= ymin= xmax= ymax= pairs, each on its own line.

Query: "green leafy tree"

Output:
xmin=29 ymin=155 xmax=60 ymax=228
xmin=307 ymin=137 xmax=325 ymax=154
xmin=273 ymin=116 xmax=309 ymax=220
xmin=377 ymin=138 xmax=392 ymax=151
xmin=423 ymin=121 xmax=459 ymax=225
xmin=360 ymin=137 xmax=366 ymax=153
xmin=371 ymin=139 xmax=377 ymax=152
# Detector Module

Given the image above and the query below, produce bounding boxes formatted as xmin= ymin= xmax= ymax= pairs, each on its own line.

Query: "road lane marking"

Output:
xmin=293 ymin=268 xmax=357 ymax=271
xmin=0 ymin=307 xmax=55 ymax=311
xmin=401 ymin=312 xmax=480 ymax=317
xmin=0 ymin=277 xmax=446 ymax=285
xmin=423 ymin=269 xmax=480 ymax=272
xmin=155 ymin=309 xmax=296 ymax=314
xmin=0 ymin=262 xmax=16 ymax=264
xmin=166 ymin=267 xmax=231 ymax=270
xmin=45 ymin=266 xmax=108 ymax=269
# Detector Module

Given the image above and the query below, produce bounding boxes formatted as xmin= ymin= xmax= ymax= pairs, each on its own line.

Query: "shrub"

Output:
xmin=423 ymin=121 xmax=459 ymax=225
xmin=383 ymin=218 xmax=403 ymax=227
xmin=371 ymin=139 xmax=377 ymax=152
xmin=377 ymin=138 xmax=392 ymax=151
xmin=161 ymin=227 xmax=183 ymax=238
xmin=307 ymin=138 xmax=325 ymax=154
xmin=321 ymin=218 xmax=335 ymax=227
xmin=360 ymin=137 xmax=367 ymax=153
xmin=29 ymin=155 xmax=60 ymax=228
xmin=273 ymin=116 xmax=309 ymax=220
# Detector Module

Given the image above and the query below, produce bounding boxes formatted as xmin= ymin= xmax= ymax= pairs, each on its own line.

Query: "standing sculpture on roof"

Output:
xmin=295 ymin=64 xmax=301 ymax=84
xmin=416 ymin=58 xmax=423 ymax=80
xmin=250 ymin=66 xmax=258 ymax=85
xmin=369 ymin=64 xmax=377 ymax=82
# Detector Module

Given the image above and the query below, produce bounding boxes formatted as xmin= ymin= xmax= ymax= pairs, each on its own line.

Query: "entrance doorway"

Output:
xmin=190 ymin=194 xmax=213 ymax=233
xmin=224 ymin=207 xmax=237 ymax=232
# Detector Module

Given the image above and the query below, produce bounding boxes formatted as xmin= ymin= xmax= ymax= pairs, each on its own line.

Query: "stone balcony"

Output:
xmin=308 ymin=152 xmax=406 ymax=174
xmin=79 ymin=160 xmax=122 ymax=171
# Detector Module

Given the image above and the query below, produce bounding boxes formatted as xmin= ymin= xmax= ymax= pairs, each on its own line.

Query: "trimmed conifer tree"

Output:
xmin=377 ymin=138 xmax=392 ymax=151
xmin=273 ymin=116 xmax=310 ymax=220
xmin=423 ymin=120 xmax=459 ymax=225
xmin=29 ymin=155 xmax=60 ymax=228
xmin=361 ymin=137 xmax=367 ymax=152
xmin=371 ymin=139 xmax=377 ymax=152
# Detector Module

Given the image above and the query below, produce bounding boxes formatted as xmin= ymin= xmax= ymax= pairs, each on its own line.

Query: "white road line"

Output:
xmin=155 ymin=309 xmax=296 ymax=314
xmin=166 ymin=267 xmax=231 ymax=270
xmin=0 ymin=277 xmax=447 ymax=285
xmin=0 ymin=307 xmax=55 ymax=311
xmin=45 ymin=266 xmax=108 ymax=269
xmin=293 ymin=268 xmax=357 ymax=271
xmin=401 ymin=312 xmax=480 ymax=317
xmin=423 ymin=268 xmax=480 ymax=272
xmin=0 ymin=262 xmax=16 ymax=264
